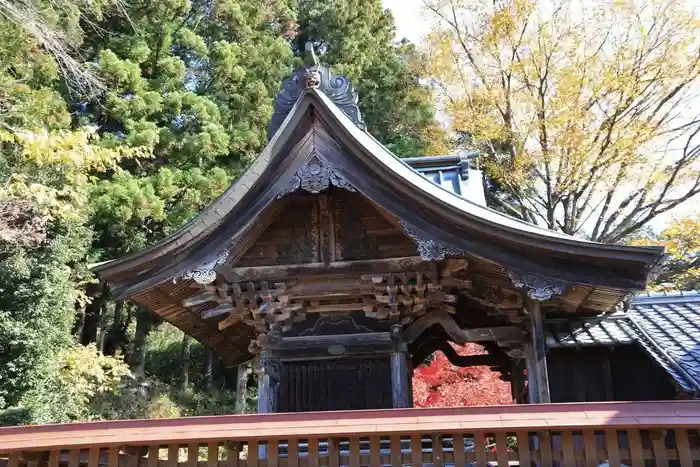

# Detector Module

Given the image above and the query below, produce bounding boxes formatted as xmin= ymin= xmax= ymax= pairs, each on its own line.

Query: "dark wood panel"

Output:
xmin=548 ymin=345 xmax=678 ymax=402
xmin=278 ymin=358 xmax=393 ymax=412
xmin=237 ymin=194 xmax=317 ymax=267
xmin=333 ymin=189 xmax=417 ymax=261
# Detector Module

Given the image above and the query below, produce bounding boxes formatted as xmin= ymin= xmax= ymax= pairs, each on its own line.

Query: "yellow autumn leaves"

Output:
xmin=422 ymin=0 xmax=700 ymax=241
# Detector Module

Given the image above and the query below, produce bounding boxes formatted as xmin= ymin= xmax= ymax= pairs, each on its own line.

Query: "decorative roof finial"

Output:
xmin=267 ymin=43 xmax=365 ymax=140
xmin=304 ymin=41 xmax=319 ymax=68
xmin=303 ymin=42 xmax=321 ymax=89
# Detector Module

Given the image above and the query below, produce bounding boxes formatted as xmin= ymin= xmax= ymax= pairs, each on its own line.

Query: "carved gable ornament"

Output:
xmin=399 ymin=221 xmax=467 ymax=261
xmin=276 ymin=151 xmax=355 ymax=199
xmin=181 ymin=250 xmax=229 ymax=285
xmin=507 ymin=269 xmax=570 ymax=301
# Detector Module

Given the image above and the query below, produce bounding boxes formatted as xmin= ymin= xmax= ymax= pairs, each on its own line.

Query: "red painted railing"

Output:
xmin=1 ymin=401 xmax=699 ymax=466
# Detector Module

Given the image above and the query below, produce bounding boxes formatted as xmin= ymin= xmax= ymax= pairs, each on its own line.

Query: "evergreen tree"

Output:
xmin=72 ymin=0 xmax=299 ymax=358
xmin=75 ymin=0 xmax=298 ymax=258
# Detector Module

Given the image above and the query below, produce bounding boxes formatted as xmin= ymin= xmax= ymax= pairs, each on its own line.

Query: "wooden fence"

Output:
xmin=1 ymin=401 xmax=700 ymax=467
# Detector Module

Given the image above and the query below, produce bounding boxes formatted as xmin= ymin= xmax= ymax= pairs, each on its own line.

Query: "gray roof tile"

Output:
xmin=546 ymin=292 xmax=700 ymax=393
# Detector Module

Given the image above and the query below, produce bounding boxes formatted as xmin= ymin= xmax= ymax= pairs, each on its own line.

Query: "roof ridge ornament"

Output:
xmin=267 ymin=44 xmax=365 ymax=141
xmin=399 ymin=220 xmax=467 ymax=261
xmin=276 ymin=151 xmax=356 ymax=198
xmin=507 ymin=269 xmax=569 ymax=301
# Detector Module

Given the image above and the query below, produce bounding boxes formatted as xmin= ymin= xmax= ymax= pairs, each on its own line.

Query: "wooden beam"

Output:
xmin=404 ymin=309 xmax=525 ymax=344
xmin=410 ymin=339 xmax=508 ymax=368
xmin=525 ymin=299 xmax=551 ymax=403
xmin=218 ymin=313 xmax=241 ymax=331
xmin=202 ymin=303 xmax=234 ymax=319
xmin=220 ymin=256 xmax=427 ymax=282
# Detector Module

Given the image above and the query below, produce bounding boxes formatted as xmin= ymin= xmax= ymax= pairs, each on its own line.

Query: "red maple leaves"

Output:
xmin=412 ymin=343 xmax=514 ymax=407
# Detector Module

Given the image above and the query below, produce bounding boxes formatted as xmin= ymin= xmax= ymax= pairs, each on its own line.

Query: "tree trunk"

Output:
xmin=73 ymin=306 xmax=85 ymax=340
xmin=81 ymin=283 xmax=104 ymax=345
xmin=104 ymin=301 xmax=125 ymax=356
xmin=129 ymin=307 xmax=154 ymax=378
xmin=181 ymin=335 xmax=192 ymax=390
xmin=204 ymin=347 xmax=214 ymax=390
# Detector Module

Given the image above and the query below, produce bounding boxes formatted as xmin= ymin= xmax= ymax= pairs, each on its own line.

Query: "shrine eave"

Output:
xmin=92 ymin=88 xmax=665 ymax=299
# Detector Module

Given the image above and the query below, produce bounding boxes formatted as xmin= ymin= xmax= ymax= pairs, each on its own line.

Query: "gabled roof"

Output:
xmin=546 ymin=291 xmax=700 ymax=393
xmin=93 ymin=69 xmax=664 ymax=299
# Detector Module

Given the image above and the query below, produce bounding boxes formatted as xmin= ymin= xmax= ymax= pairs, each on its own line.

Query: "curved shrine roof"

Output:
xmin=91 ymin=65 xmax=666 ymax=365
xmin=93 ymin=86 xmax=664 ymax=298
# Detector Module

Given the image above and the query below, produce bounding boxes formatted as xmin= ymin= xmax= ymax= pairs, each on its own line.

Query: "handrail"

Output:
xmin=1 ymin=401 xmax=699 ymax=451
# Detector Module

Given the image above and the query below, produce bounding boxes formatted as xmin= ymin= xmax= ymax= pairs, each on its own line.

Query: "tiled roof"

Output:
xmin=546 ymin=291 xmax=700 ymax=393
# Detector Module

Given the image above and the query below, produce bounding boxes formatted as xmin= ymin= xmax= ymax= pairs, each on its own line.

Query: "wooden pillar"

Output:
xmin=511 ymin=358 xmax=528 ymax=404
xmin=525 ymin=299 xmax=551 ymax=403
xmin=256 ymin=354 xmax=271 ymax=414
xmin=234 ymin=362 xmax=249 ymax=414
xmin=391 ymin=343 xmax=411 ymax=408
xmin=255 ymin=355 xmax=271 ymax=459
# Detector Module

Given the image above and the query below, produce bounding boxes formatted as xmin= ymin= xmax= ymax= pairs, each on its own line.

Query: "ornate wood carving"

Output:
xmin=298 ymin=314 xmax=374 ymax=337
xmin=507 ymin=269 xmax=569 ymax=301
xmin=268 ymin=64 xmax=364 ymax=141
xmin=276 ymin=152 xmax=355 ymax=199
xmin=185 ymin=264 xmax=475 ymax=355
xmin=359 ymin=273 xmax=457 ymax=321
xmin=181 ymin=250 xmax=230 ymax=285
xmin=399 ymin=221 xmax=466 ymax=261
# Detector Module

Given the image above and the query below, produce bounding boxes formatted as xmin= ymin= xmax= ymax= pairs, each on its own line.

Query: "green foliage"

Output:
xmin=90 ymin=323 xmax=243 ymax=420
xmin=20 ymin=344 xmax=131 ymax=424
xmin=0 ymin=204 xmax=87 ymax=410
xmin=89 ymin=377 xmax=183 ymax=420
xmin=0 ymin=125 xmax=138 ymax=416
xmin=90 ymin=167 xmax=232 ymax=256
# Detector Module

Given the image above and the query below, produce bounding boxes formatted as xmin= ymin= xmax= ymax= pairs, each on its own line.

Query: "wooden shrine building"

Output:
xmin=93 ymin=59 xmax=669 ymax=412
